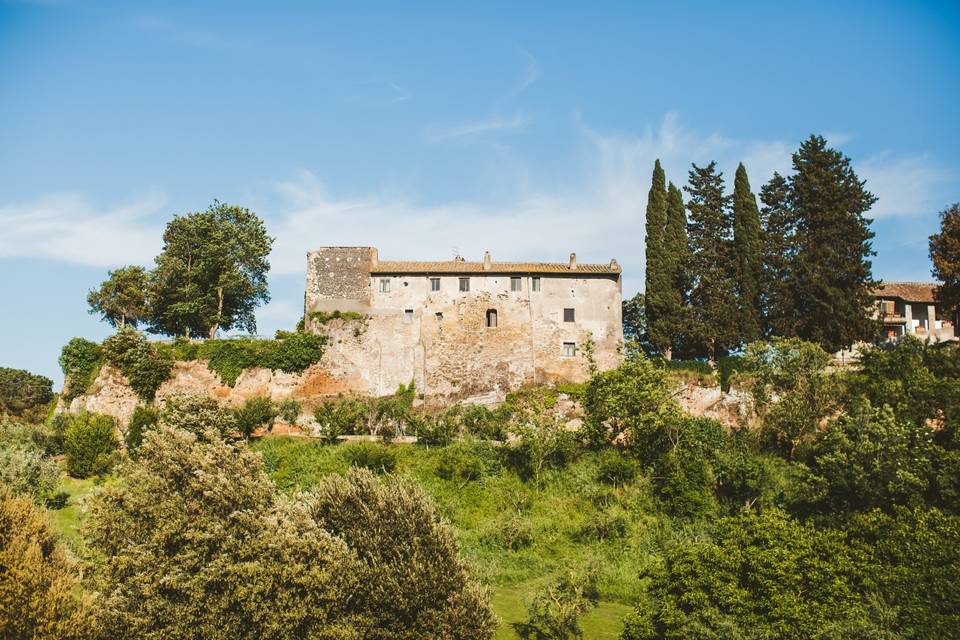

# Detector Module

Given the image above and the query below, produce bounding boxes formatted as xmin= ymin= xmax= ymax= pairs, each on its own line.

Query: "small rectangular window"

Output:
xmin=510 ymin=277 xmax=522 ymax=292
xmin=404 ymin=309 xmax=413 ymax=324
xmin=430 ymin=277 xmax=441 ymax=291
xmin=435 ymin=312 xmax=443 ymax=321
xmin=563 ymin=308 xmax=575 ymax=322
xmin=532 ymin=277 xmax=541 ymax=292
xmin=459 ymin=277 xmax=470 ymax=292
xmin=379 ymin=278 xmax=391 ymax=293
xmin=563 ymin=342 xmax=576 ymax=357
xmin=486 ymin=309 xmax=498 ymax=328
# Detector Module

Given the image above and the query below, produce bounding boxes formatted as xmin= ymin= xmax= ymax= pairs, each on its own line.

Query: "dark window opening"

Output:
xmin=510 ymin=277 xmax=522 ymax=292
xmin=430 ymin=277 xmax=440 ymax=291
xmin=486 ymin=309 xmax=498 ymax=328
xmin=459 ymin=277 xmax=470 ymax=292
xmin=564 ymin=308 xmax=575 ymax=322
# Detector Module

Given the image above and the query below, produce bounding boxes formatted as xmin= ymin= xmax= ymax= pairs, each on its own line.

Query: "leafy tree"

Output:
xmin=276 ymin=397 xmax=302 ymax=424
xmin=85 ymin=425 xmax=364 ymax=640
xmin=848 ymin=507 xmax=960 ymax=639
xmin=848 ymin=337 xmax=941 ymax=427
xmin=582 ymin=356 xmax=679 ymax=455
xmin=0 ymin=489 xmax=96 ymax=640
xmin=304 ymin=468 xmax=497 ymax=640
xmin=644 ymin=160 xmax=671 ymax=356
xmin=507 ymin=394 xmax=579 ymax=484
xmin=685 ymin=162 xmax=738 ymax=361
xmin=0 ymin=368 xmax=52 ymax=420
xmin=801 ymin=403 xmax=934 ymax=514
xmin=662 ymin=183 xmax=691 ymax=357
xmin=732 ymin=163 xmax=762 ymax=344
xmin=929 ymin=203 xmax=960 ymax=320
xmin=620 ymin=510 xmax=875 ymax=640
xmin=621 ymin=292 xmax=654 ymax=356
xmin=148 ymin=201 xmax=273 ymax=338
xmin=759 ymin=172 xmax=798 ymax=338
xmin=517 ymin=566 xmax=599 ymax=640
xmin=124 ymin=404 xmax=159 ymax=455
xmin=234 ymin=396 xmax=277 ymax=438
xmin=86 ymin=265 xmax=150 ymax=328
xmin=63 ymin=411 xmax=119 ymax=478
xmin=742 ymin=338 xmax=840 ymax=460
xmin=791 ymin=135 xmax=878 ymax=351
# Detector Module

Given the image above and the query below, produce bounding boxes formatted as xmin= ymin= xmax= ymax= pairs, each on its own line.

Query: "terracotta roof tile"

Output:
xmin=872 ymin=281 xmax=937 ymax=303
xmin=370 ymin=260 xmax=621 ymax=275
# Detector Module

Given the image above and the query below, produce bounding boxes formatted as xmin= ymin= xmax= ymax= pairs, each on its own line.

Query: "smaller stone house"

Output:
xmin=873 ymin=281 xmax=956 ymax=342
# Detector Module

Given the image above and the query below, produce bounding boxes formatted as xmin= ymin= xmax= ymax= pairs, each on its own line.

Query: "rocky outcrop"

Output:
xmin=674 ymin=379 xmax=753 ymax=431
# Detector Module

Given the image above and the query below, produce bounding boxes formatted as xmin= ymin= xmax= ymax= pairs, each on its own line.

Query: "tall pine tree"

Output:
xmin=790 ymin=135 xmax=878 ymax=351
xmin=685 ymin=162 xmax=738 ymax=361
xmin=758 ymin=172 xmax=798 ymax=338
xmin=732 ymin=163 xmax=762 ymax=344
xmin=662 ymin=182 xmax=691 ymax=358
xmin=644 ymin=159 xmax=670 ymax=356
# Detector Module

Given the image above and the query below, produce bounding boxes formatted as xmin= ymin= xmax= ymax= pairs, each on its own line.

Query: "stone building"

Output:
xmin=304 ymin=247 xmax=623 ymax=404
xmin=873 ymin=281 xmax=956 ymax=342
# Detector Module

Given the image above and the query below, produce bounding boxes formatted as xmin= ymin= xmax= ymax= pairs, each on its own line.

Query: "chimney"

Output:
xmin=609 ymin=258 xmax=619 ymax=270
xmin=569 ymin=252 xmax=578 ymax=270
xmin=483 ymin=251 xmax=492 ymax=270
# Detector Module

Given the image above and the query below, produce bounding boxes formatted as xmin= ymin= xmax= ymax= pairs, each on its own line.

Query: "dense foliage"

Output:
xmin=0 ymin=367 xmax=52 ymax=420
xmin=86 ymin=265 xmax=150 ymax=329
xmin=0 ymin=420 xmax=60 ymax=505
xmin=62 ymin=412 xmax=119 ymax=478
xmin=930 ymin=203 xmax=960 ymax=317
xmin=148 ymin=201 xmax=274 ymax=338
xmin=58 ymin=338 xmax=102 ymax=400
xmin=101 ymin=327 xmax=174 ymax=400
xmin=0 ymin=489 xmax=95 ymax=640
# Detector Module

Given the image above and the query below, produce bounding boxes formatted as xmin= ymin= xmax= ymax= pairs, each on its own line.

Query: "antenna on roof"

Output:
xmin=451 ymin=246 xmax=461 ymax=259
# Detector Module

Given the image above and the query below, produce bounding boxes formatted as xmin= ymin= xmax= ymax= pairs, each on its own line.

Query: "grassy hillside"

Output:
xmin=249 ymin=436 xmax=695 ymax=637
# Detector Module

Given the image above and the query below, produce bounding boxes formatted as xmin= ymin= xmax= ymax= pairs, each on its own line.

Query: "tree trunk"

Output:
xmin=209 ymin=287 xmax=223 ymax=339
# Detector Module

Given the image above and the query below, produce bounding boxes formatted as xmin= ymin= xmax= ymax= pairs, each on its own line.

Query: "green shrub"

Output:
xmin=576 ymin=509 xmax=628 ymax=541
xmin=413 ymin=412 xmax=460 ymax=446
xmin=519 ymin=565 xmax=599 ymax=640
xmin=125 ymin=405 xmax=159 ymax=454
xmin=341 ymin=442 xmax=397 ymax=474
xmin=234 ymin=396 xmax=277 ymax=438
xmin=102 ymin=327 xmax=174 ymax=400
xmin=497 ymin=514 xmax=534 ymax=551
xmin=58 ymin=338 xmax=103 ymax=400
xmin=314 ymin=396 xmax=368 ymax=442
xmin=664 ymin=358 xmax=715 ymax=382
xmin=308 ymin=310 xmax=365 ymax=324
xmin=436 ymin=439 xmax=500 ymax=483
xmin=455 ymin=404 xmax=503 ymax=440
xmin=655 ymin=448 xmax=717 ymax=519
xmin=595 ymin=450 xmax=639 ymax=486
xmin=0 ymin=368 xmax=53 ymax=419
xmin=63 ymin=412 xmax=119 ymax=478
xmin=276 ymin=397 xmax=301 ymax=424
xmin=159 ymin=394 xmax=237 ymax=441
xmin=718 ymin=355 xmax=746 ymax=392
xmin=0 ymin=420 xmax=60 ymax=504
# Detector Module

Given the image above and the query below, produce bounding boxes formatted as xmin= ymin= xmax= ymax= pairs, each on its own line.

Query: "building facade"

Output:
xmin=873 ymin=281 xmax=956 ymax=342
xmin=304 ymin=247 xmax=623 ymax=404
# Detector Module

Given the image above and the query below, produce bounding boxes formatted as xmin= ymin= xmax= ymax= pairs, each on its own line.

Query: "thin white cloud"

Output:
xmin=0 ymin=192 xmax=165 ymax=267
xmin=345 ymin=78 xmax=412 ymax=105
xmin=424 ymin=113 xmax=529 ymax=142
xmin=859 ymin=152 xmax=954 ymax=218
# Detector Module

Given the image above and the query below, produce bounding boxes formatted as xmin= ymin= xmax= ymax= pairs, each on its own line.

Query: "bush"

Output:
xmin=595 ymin=450 xmax=639 ymax=487
xmin=102 ymin=327 xmax=174 ymax=400
xmin=413 ymin=412 xmax=460 ymax=446
xmin=161 ymin=333 xmax=327 ymax=386
xmin=234 ymin=396 xmax=277 ymax=438
xmin=575 ymin=508 xmax=628 ymax=542
xmin=518 ymin=566 xmax=599 ymax=640
xmin=342 ymin=442 xmax=397 ymax=474
xmin=654 ymin=448 xmax=717 ymax=519
xmin=0 ymin=420 xmax=60 ymax=504
xmin=0 ymin=489 xmax=95 ymax=639
xmin=276 ymin=397 xmax=301 ymax=424
xmin=159 ymin=394 xmax=237 ymax=441
xmin=58 ymin=337 xmax=102 ymax=400
xmin=497 ymin=514 xmax=534 ymax=551
xmin=436 ymin=439 xmax=500 ymax=483
xmin=125 ymin=405 xmax=159 ymax=454
xmin=314 ymin=396 xmax=368 ymax=442
xmin=63 ymin=411 xmax=119 ymax=478
xmin=506 ymin=401 xmax=580 ymax=484
xmin=304 ymin=469 xmax=497 ymax=640
xmin=0 ymin=367 xmax=53 ymax=419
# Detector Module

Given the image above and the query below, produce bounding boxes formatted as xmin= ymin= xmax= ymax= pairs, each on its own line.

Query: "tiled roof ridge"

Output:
xmin=371 ymin=258 xmax=621 ymax=274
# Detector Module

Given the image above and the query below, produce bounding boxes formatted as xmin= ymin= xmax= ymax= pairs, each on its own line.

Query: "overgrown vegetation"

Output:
xmin=59 ymin=338 xmax=103 ymax=400
xmin=0 ymin=367 xmax=53 ymax=420
xmin=102 ymin=327 xmax=174 ymax=400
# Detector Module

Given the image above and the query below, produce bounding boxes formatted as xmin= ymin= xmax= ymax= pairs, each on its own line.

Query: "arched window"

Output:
xmin=486 ymin=309 xmax=498 ymax=328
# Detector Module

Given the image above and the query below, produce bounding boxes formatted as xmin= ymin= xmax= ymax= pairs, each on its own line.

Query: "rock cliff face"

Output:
xmin=64 ymin=359 xmax=357 ymax=427
xmin=64 ymin=359 xmax=753 ymax=433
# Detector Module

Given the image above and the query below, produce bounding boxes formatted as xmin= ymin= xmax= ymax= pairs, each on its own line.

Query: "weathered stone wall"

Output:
xmin=305 ymin=254 xmax=624 ymax=404
xmin=305 ymin=247 xmax=375 ymax=314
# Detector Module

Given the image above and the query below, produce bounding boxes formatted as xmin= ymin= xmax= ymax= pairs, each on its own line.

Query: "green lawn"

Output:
xmin=50 ymin=474 xmax=98 ymax=550
xmin=491 ymin=585 xmax=630 ymax=639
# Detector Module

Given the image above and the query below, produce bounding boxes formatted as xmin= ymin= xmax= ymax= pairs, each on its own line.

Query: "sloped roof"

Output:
xmin=873 ymin=281 xmax=937 ymax=303
xmin=370 ymin=260 xmax=621 ymax=275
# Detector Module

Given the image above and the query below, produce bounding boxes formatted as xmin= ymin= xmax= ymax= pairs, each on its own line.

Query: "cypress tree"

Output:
xmin=684 ymin=162 xmax=738 ymax=361
xmin=790 ymin=135 xmax=878 ymax=352
xmin=732 ymin=163 xmax=762 ymax=344
xmin=759 ymin=172 xmax=798 ymax=338
xmin=662 ymin=182 xmax=691 ymax=358
xmin=644 ymin=159 xmax=670 ymax=356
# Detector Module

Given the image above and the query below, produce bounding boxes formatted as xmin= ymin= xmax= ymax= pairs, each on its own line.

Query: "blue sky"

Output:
xmin=1 ymin=0 xmax=958 ymax=385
